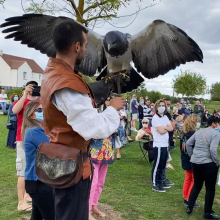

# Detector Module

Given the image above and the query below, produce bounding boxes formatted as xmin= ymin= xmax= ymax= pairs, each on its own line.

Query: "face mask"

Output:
xmin=134 ymin=98 xmax=137 ymax=101
xmin=167 ymin=107 xmax=171 ymax=111
xmin=14 ymin=97 xmax=19 ymax=101
xmin=143 ymin=124 xmax=148 ymax=128
xmin=186 ymin=107 xmax=189 ymax=109
xmin=35 ymin=111 xmax=44 ymax=122
xmin=158 ymin=106 xmax=165 ymax=114
xmin=140 ymin=101 xmax=144 ymax=105
xmin=151 ymin=106 xmax=154 ymax=109
xmin=178 ymin=107 xmax=181 ymax=109
xmin=196 ymin=122 xmax=200 ymax=129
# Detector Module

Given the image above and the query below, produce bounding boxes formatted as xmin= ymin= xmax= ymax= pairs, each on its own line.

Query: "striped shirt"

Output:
xmin=143 ymin=105 xmax=153 ymax=120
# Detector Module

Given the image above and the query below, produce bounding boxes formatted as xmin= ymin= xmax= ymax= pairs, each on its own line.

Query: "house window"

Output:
xmin=39 ymin=74 xmax=41 ymax=81
xmin=23 ymin=72 xmax=27 ymax=80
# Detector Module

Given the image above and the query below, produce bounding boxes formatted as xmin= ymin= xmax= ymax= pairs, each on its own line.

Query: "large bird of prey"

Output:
xmin=1 ymin=14 xmax=203 ymax=105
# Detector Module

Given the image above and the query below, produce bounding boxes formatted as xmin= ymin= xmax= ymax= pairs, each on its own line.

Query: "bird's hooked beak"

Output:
xmin=108 ymin=44 xmax=112 ymax=51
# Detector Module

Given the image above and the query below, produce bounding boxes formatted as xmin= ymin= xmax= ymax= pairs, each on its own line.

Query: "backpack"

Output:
xmin=181 ymin=135 xmax=188 ymax=155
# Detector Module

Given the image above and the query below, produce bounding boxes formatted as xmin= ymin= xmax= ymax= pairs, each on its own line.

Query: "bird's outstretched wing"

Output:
xmin=130 ymin=20 xmax=203 ymax=79
xmin=0 ymin=14 xmax=70 ymax=57
xmin=1 ymin=14 xmax=106 ymax=76
xmin=76 ymin=29 xmax=106 ymax=76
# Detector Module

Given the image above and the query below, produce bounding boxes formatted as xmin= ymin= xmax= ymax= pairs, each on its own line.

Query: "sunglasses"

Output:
xmin=142 ymin=122 xmax=148 ymax=124
xmin=35 ymin=108 xmax=43 ymax=113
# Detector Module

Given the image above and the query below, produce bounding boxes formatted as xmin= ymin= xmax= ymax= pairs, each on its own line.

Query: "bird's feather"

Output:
xmin=1 ymin=14 xmax=106 ymax=76
xmin=130 ymin=20 xmax=203 ymax=79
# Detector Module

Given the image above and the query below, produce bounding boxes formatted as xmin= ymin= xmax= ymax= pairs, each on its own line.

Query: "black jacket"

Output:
xmin=180 ymin=131 xmax=195 ymax=171
xmin=138 ymin=105 xmax=144 ymax=120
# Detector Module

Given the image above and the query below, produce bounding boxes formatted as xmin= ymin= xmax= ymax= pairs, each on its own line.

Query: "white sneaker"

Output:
xmin=133 ymin=128 xmax=138 ymax=132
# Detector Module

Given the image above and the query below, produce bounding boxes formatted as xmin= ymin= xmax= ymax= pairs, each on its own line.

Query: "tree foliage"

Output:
xmin=210 ymin=82 xmax=220 ymax=101
xmin=173 ymin=70 xmax=206 ymax=98
xmin=20 ymin=0 xmax=145 ymax=27
xmin=0 ymin=0 xmax=5 ymax=7
xmin=124 ymin=82 xmax=163 ymax=103
xmin=6 ymin=88 xmax=23 ymax=100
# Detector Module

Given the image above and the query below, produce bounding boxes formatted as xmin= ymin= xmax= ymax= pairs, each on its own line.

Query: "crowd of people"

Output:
xmin=1 ymin=20 xmax=220 ymax=220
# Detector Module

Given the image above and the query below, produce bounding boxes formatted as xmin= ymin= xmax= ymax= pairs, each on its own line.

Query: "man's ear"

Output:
xmin=74 ymin=42 xmax=80 ymax=52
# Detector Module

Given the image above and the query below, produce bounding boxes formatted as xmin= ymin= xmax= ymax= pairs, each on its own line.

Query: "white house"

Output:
xmin=0 ymin=50 xmax=44 ymax=89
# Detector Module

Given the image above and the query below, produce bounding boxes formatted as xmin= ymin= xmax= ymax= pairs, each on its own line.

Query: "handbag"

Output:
xmin=35 ymin=142 xmax=87 ymax=189
xmin=5 ymin=115 xmax=14 ymax=130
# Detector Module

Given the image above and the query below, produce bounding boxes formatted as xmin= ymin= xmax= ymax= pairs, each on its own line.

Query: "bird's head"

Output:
xmin=103 ymin=31 xmax=129 ymax=57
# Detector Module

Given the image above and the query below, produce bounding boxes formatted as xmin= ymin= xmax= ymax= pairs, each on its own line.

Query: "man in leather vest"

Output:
xmin=40 ymin=20 xmax=124 ymax=220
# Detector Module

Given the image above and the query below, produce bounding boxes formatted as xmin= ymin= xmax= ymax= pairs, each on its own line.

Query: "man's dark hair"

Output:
xmin=207 ymin=115 xmax=218 ymax=126
xmin=53 ymin=20 xmax=88 ymax=54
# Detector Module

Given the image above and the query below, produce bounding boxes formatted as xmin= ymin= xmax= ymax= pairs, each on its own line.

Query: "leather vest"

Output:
xmin=40 ymin=58 xmax=95 ymax=179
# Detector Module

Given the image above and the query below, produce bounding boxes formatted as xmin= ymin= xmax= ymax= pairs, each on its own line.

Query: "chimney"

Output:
xmin=0 ymin=50 xmax=3 ymax=56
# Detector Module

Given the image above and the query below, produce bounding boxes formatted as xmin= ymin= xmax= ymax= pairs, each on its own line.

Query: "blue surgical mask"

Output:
xmin=186 ymin=107 xmax=189 ymax=109
xmin=140 ymin=101 xmax=144 ymax=105
xmin=167 ymin=107 xmax=171 ymax=111
xmin=13 ymin=97 xmax=19 ymax=101
xmin=178 ymin=107 xmax=181 ymax=109
xmin=35 ymin=111 xmax=44 ymax=122
xmin=134 ymin=98 xmax=137 ymax=101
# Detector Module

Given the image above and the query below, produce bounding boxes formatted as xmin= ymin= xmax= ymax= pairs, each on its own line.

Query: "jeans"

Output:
xmin=188 ymin=162 xmax=219 ymax=213
xmin=0 ymin=102 xmax=6 ymax=113
xmin=139 ymin=119 xmax=143 ymax=129
xmin=152 ymin=147 xmax=168 ymax=186
xmin=54 ymin=177 xmax=90 ymax=220
xmin=26 ymin=181 xmax=55 ymax=220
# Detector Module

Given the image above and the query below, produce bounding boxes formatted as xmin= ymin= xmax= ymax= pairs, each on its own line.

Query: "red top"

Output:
xmin=14 ymin=99 xmax=39 ymax=141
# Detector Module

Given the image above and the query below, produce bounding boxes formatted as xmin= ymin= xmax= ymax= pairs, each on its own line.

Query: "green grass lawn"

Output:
xmin=0 ymin=114 xmax=220 ymax=220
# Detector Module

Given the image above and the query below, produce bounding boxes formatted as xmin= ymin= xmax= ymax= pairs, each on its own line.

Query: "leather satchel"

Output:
xmin=35 ymin=142 xmax=84 ymax=189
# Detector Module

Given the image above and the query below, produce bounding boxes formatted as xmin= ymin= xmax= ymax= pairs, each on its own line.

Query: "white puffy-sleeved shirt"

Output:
xmin=52 ymin=88 xmax=120 ymax=141
xmin=152 ymin=114 xmax=171 ymax=148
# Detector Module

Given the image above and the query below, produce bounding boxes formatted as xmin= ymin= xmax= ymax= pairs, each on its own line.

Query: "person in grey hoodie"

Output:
xmin=186 ymin=116 xmax=220 ymax=219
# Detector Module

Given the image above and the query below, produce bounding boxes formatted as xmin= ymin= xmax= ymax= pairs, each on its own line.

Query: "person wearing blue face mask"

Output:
xmin=138 ymin=97 xmax=145 ymax=129
xmin=184 ymin=105 xmax=191 ymax=117
xmin=21 ymin=101 xmax=55 ymax=220
xmin=6 ymin=93 xmax=20 ymax=149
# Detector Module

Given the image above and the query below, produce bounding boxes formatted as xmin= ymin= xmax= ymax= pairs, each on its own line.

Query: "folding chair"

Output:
xmin=139 ymin=140 xmax=149 ymax=162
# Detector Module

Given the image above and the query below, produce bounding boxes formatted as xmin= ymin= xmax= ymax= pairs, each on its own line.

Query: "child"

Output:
xmin=89 ymin=134 xmax=116 ymax=220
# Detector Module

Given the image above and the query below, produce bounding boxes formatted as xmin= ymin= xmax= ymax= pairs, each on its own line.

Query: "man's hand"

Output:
xmin=24 ymin=84 xmax=34 ymax=96
xmin=110 ymin=97 xmax=125 ymax=111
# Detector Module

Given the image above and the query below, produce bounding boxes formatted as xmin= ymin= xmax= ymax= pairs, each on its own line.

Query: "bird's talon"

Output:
xmin=104 ymin=77 xmax=112 ymax=83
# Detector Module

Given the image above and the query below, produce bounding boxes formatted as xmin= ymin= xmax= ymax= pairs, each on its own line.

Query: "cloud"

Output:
xmin=0 ymin=0 xmax=219 ymax=99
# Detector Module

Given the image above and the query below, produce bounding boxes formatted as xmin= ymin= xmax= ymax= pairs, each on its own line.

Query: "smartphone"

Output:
xmin=32 ymin=85 xmax=41 ymax=97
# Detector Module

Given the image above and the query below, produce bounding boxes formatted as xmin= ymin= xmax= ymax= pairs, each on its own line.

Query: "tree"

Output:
xmin=0 ymin=0 xmax=5 ymax=7
xmin=210 ymin=82 xmax=220 ymax=101
xmin=173 ymin=70 xmax=206 ymax=98
xmin=18 ymin=0 xmax=154 ymax=27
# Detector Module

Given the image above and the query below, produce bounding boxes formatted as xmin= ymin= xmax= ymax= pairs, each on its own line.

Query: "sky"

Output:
xmin=0 ymin=0 xmax=220 ymax=99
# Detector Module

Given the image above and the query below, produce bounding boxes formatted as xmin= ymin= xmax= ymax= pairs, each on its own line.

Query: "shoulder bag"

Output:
xmin=5 ymin=115 xmax=14 ymax=130
xmin=35 ymin=142 xmax=88 ymax=189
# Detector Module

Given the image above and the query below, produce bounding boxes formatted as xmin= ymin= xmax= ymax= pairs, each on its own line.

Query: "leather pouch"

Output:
xmin=35 ymin=142 xmax=83 ymax=189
